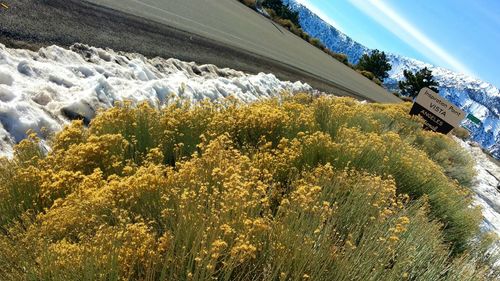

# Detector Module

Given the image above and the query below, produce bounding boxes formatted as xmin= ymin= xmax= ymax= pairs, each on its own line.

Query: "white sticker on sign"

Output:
xmin=415 ymin=88 xmax=466 ymax=127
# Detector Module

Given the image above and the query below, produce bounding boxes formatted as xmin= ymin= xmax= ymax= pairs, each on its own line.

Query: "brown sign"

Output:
xmin=410 ymin=88 xmax=466 ymax=134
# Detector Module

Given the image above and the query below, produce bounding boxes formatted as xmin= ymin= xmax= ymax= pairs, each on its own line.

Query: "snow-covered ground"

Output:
xmin=457 ymin=138 xmax=500 ymax=263
xmin=0 ymin=43 xmax=314 ymax=156
xmin=458 ymin=139 xmax=500 ymax=236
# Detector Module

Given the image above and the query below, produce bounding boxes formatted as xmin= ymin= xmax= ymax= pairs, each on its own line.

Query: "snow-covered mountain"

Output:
xmin=282 ymin=0 xmax=369 ymax=64
xmin=283 ymin=0 xmax=500 ymax=159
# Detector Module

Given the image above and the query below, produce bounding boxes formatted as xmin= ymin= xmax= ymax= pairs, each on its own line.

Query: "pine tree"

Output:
xmin=356 ymin=50 xmax=392 ymax=81
xmin=398 ymin=67 xmax=439 ymax=98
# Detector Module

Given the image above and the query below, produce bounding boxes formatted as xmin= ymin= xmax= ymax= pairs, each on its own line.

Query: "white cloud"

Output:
xmin=295 ymin=0 xmax=343 ymax=31
xmin=348 ymin=0 xmax=473 ymax=76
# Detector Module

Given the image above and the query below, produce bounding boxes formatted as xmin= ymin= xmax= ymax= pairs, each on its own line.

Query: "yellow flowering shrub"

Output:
xmin=414 ymin=129 xmax=475 ymax=187
xmin=0 ymin=94 xmax=495 ymax=281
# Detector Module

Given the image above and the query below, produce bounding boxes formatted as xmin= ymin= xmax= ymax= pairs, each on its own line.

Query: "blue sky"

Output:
xmin=297 ymin=0 xmax=500 ymax=87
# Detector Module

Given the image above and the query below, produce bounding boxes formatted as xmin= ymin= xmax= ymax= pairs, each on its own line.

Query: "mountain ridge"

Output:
xmin=283 ymin=0 xmax=500 ymax=159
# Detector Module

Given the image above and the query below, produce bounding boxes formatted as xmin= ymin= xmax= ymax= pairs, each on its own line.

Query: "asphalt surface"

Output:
xmin=0 ymin=0 xmax=401 ymax=103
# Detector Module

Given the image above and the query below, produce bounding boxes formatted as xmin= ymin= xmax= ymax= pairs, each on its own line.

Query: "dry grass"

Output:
xmin=452 ymin=127 xmax=471 ymax=141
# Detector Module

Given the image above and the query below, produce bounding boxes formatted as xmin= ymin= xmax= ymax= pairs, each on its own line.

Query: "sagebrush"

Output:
xmin=0 ymin=95 xmax=496 ymax=281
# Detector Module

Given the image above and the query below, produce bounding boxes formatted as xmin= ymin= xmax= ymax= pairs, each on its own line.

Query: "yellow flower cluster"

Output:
xmin=0 ymin=94 xmax=492 ymax=281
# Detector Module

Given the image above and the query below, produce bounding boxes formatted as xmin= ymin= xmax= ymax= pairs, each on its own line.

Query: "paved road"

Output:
xmin=0 ymin=0 xmax=400 ymax=103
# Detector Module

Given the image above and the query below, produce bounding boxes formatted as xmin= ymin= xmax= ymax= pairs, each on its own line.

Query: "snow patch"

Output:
xmin=0 ymin=70 xmax=13 ymax=86
xmin=456 ymin=138 xmax=500 ymax=259
xmin=0 ymin=43 xmax=315 ymax=157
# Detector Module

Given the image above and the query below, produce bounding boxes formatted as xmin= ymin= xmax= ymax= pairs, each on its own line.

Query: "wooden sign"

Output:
xmin=409 ymin=88 xmax=466 ymax=134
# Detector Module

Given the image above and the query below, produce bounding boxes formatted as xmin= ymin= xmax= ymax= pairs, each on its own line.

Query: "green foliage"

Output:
xmin=308 ymin=38 xmax=325 ymax=50
xmin=358 ymin=70 xmax=375 ymax=80
xmin=356 ymin=49 xmax=392 ymax=81
xmin=357 ymin=70 xmax=382 ymax=86
xmin=324 ymin=49 xmax=349 ymax=65
xmin=238 ymin=0 xmax=256 ymax=8
xmin=263 ymin=0 xmax=300 ymax=27
xmin=273 ymin=18 xmax=305 ymax=39
xmin=452 ymin=127 xmax=471 ymax=141
xmin=372 ymin=77 xmax=383 ymax=86
xmin=398 ymin=67 xmax=440 ymax=98
xmin=413 ymin=131 xmax=475 ymax=188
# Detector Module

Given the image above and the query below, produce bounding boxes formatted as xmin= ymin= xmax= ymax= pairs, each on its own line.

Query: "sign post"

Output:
xmin=409 ymin=88 xmax=466 ymax=134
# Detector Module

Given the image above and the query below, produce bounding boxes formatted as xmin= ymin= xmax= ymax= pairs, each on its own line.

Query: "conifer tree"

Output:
xmin=398 ymin=67 xmax=439 ymax=98
xmin=263 ymin=0 xmax=300 ymax=26
xmin=356 ymin=50 xmax=392 ymax=81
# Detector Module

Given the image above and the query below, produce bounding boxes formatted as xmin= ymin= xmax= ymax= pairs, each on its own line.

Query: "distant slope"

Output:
xmin=385 ymin=55 xmax=500 ymax=157
xmin=283 ymin=0 xmax=369 ymax=64
xmin=284 ymin=0 xmax=500 ymax=159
